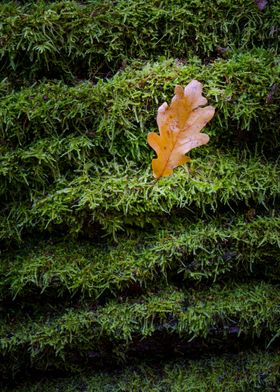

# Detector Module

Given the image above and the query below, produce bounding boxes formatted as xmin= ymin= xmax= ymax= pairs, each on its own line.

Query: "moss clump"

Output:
xmin=1 ymin=153 xmax=280 ymax=241
xmin=1 ymin=283 xmax=280 ymax=374
xmin=4 ymin=352 xmax=280 ymax=391
xmin=1 ymin=214 xmax=280 ymax=300
xmin=0 ymin=0 xmax=279 ymax=83
xmin=1 ymin=50 xmax=279 ymax=152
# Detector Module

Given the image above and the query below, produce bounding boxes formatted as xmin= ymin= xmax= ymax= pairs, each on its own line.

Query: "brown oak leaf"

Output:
xmin=147 ymin=81 xmax=215 ymax=178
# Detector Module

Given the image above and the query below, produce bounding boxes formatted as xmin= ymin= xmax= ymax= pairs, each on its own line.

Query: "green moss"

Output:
xmin=0 ymin=0 xmax=279 ymax=83
xmin=1 ymin=50 xmax=278 ymax=243
xmin=1 ymin=214 xmax=280 ymax=300
xmin=1 ymin=0 xmax=280 ymax=387
xmin=1 ymin=153 xmax=279 ymax=241
xmin=1 ymin=50 xmax=279 ymax=152
xmin=5 ymin=351 xmax=280 ymax=391
xmin=1 ymin=283 xmax=280 ymax=379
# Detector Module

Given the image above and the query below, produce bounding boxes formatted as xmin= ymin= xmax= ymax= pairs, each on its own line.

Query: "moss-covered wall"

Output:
xmin=1 ymin=1 xmax=280 ymax=390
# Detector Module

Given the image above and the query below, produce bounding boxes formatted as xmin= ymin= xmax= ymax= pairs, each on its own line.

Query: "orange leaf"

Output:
xmin=147 ymin=81 xmax=215 ymax=179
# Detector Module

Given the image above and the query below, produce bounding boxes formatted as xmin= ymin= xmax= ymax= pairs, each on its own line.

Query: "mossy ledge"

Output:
xmin=1 ymin=153 xmax=280 ymax=242
xmin=1 ymin=50 xmax=279 ymax=153
xmin=0 ymin=0 xmax=279 ymax=83
xmin=1 ymin=214 xmax=280 ymax=300
xmin=1 ymin=283 xmax=280 ymax=380
xmin=4 ymin=351 xmax=280 ymax=392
